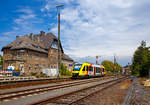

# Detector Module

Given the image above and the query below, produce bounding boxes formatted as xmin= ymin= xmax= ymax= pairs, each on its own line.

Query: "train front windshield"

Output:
xmin=73 ymin=64 xmax=82 ymax=71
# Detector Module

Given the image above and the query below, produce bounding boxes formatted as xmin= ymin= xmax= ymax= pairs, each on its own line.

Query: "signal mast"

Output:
xmin=96 ymin=56 xmax=101 ymax=65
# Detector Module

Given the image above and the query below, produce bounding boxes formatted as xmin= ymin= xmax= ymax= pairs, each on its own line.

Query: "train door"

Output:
xmin=86 ymin=66 xmax=89 ymax=75
xmin=95 ymin=67 xmax=101 ymax=76
xmin=81 ymin=65 xmax=86 ymax=76
xmin=88 ymin=66 xmax=94 ymax=77
xmin=102 ymin=68 xmax=104 ymax=75
xmin=100 ymin=68 xmax=103 ymax=76
xmin=94 ymin=67 xmax=96 ymax=76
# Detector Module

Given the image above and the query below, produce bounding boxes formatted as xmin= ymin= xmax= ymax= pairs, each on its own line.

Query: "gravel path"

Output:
xmin=129 ymin=79 xmax=150 ymax=105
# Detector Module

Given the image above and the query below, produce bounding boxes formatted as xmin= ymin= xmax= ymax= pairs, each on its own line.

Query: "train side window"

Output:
xmin=86 ymin=66 xmax=89 ymax=71
xmin=82 ymin=66 xmax=85 ymax=71
xmin=96 ymin=67 xmax=98 ymax=73
xmin=96 ymin=67 xmax=100 ymax=73
xmin=89 ymin=66 xmax=93 ymax=71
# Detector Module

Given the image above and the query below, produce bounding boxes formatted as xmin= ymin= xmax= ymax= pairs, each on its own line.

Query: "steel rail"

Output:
xmin=0 ymin=76 xmax=109 ymax=95
xmin=29 ymin=76 xmax=126 ymax=105
xmin=68 ymin=77 xmax=126 ymax=105
xmin=0 ymin=77 xmax=71 ymax=86
xmin=0 ymin=76 xmax=113 ymax=101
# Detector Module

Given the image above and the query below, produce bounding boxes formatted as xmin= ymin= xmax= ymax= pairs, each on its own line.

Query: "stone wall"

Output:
xmin=3 ymin=48 xmax=49 ymax=76
xmin=48 ymin=48 xmax=63 ymax=69
xmin=62 ymin=60 xmax=74 ymax=71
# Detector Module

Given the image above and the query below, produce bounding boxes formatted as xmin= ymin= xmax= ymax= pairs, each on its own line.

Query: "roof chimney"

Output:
xmin=16 ymin=36 xmax=19 ymax=40
xmin=37 ymin=35 xmax=40 ymax=43
xmin=30 ymin=33 xmax=34 ymax=40
xmin=40 ymin=31 xmax=45 ymax=36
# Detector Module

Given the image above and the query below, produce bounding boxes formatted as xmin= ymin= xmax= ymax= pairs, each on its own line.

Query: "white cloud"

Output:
xmin=4 ymin=7 xmax=44 ymax=37
xmin=1 ymin=0 xmax=149 ymax=66
xmin=16 ymin=8 xmax=33 ymax=14
xmin=109 ymin=0 xmax=134 ymax=8
xmin=13 ymin=7 xmax=37 ymax=25
xmin=0 ymin=7 xmax=44 ymax=52
xmin=41 ymin=0 xmax=150 ymax=65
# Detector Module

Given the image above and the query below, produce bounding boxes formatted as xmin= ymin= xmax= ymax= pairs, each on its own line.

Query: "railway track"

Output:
xmin=0 ymin=77 xmax=73 ymax=90
xmin=29 ymin=76 xmax=127 ymax=105
xmin=0 ymin=76 xmax=114 ymax=102
xmin=0 ymin=77 xmax=70 ymax=85
xmin=0 ymin=77 xmax=72 ymax=90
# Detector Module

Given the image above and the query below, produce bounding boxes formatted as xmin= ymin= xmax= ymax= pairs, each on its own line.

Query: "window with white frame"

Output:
xmin=34 ymin=54 xmax=39 ymax=60
xmin=17 ymin=52 xmax=22 ymax=58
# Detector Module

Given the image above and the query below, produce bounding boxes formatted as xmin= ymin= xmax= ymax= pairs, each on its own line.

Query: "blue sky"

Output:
xmin=0 ymin=0 xmax=150 ymax=66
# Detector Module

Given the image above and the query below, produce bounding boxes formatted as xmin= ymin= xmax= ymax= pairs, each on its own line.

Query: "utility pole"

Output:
xmin=56 ymin=5 xmax=64 ymax=78
xmin=113 ymin=54 xmax=116 ymax=74
xmin=96 ymin=56 xmax=101 ymax=65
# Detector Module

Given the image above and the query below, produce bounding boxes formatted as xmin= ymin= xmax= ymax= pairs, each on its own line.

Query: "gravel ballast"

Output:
xmin=73 ymin=79 xmax=132 ymax=105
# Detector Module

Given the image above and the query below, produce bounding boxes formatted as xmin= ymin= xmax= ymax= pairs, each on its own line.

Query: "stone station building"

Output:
xmin=62 ymin=54 xmax=74 ymax=71
xmin=1 ymin=31 xmax=74 ymax=76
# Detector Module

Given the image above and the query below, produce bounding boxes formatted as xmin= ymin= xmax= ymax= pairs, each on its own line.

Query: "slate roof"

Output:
xmin=1 ymin=31 xmax=74 ymax=61
xmin=1 ymin=31 xmax=63 ymax=53
xmin=62 ymin=54 xmax=74 ymax=62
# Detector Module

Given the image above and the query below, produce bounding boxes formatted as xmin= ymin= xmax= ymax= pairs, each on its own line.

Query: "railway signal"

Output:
xmin=96 ymin=55 xmax=101 ymax=65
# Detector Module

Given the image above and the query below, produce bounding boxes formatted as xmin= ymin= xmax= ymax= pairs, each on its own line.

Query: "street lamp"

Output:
xmin=56 ymin=5 xmax=64 ymax=78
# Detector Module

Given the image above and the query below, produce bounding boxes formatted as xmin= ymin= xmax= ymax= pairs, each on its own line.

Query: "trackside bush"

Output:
xmin=60 ymin=63 xmax=72 ymax=76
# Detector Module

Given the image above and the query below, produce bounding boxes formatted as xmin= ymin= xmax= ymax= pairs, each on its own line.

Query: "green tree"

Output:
xmin=101 ymin=60 xmax=114 ymax=73
xmin=115 ymin=62 xmax=122 ymax=73
xmin=131 ymin=41 xmax=150 ymax=77
xmin=60 ymin=63 xmax=71 ymax=76
xmin=101 ymin=60 xmax=122 ymax=73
